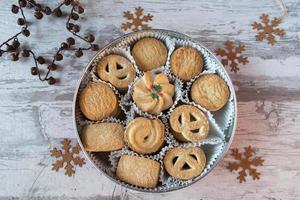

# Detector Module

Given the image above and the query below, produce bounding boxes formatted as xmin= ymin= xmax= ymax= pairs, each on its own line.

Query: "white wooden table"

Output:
xmin=1 ymin=0 xmax=300 ymax=199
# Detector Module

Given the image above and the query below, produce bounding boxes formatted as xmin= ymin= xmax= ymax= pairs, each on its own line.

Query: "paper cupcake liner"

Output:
xmin=159 ymin=142 xmax=226 ymax=187
xmin=185 ymin=70 xmax=235 ymax=132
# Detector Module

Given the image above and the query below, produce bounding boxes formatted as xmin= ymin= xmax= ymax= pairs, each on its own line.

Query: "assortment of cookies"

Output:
xmin=75 ymin=31 xmax=235 ymax=191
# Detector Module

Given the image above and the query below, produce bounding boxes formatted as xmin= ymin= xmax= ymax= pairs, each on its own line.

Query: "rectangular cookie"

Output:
xmin=116 ymin=155 xmax=160 ymax=188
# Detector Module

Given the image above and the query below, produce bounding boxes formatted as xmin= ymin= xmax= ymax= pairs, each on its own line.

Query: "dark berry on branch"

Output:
xmin=61 ymin=42 xmax=68 ymax=49
xmin=31 ymin=67 xmax=38 ymax=75
xmin=48 ymin=77 xmax=56 ymax=85
xmin=66 ymin=23 xmax=74 ymax=30
xmin=91 ymin=44 xmax=99 ymax=51
xmin=11 ymin=52 xmax=19 ymax=61
xmin=35 ymin=3 xmax=42 ymax=11
xmin=11 ymin=5 xmax=19 ymax=14
xmin=0 ymin=50 xmax=3 ymax=57
xmin=71 ymin=13 xmax=79 ymax=20
xmin=12 ymin=39 xmax=20 ymax=49
xmin=22 ymin=28 xmax=30 ymax=37
xmin=43 ymin=6 xmax=52 ymax=15
xmin=6 ymin=45 xmax=15 ymax=52
xmin=53 ymin=8 xmax=62 ymax=17
xmin=19 ymin=0 xmax=27 ymax=8
xmin=76 ymin=6 xmax=84 ymax=14
xmin=75 ymin=49 xmax=83 ymax=57
xmin=54 ymin=53 xmax=63 ymax=61
xmin=22 ymin=49 xmax=30 ymax=57
xmin=34 ymin=11 xmax=43 ymax=19
xmin=72 ymin=25 xmax=80 ymax=33
xmin=48 ymin=63 xmax=57 ymax=71
xmin=17 ymin=18 xmax=25 ymax=25
xmin=85 ymin=34 xmax=95 ymax=42
xmin=37 ymin=56 xmax=45 ymax=64
xmin=66 ymin=37 xmax=75 ymax=45
xmin=64 ymin=0 xmax=72 ymax=6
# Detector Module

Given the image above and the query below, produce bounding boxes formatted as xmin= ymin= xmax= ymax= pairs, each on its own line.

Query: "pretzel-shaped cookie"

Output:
xmin=164 ymin=147 xmax=206 ymax=180
xmin=170 ymin=105 xmax=209 ymax=142
xmin=124 ymin=117 xmax=165 ymax=154
xmin=97 ymin=55 xmax=136 ymax=90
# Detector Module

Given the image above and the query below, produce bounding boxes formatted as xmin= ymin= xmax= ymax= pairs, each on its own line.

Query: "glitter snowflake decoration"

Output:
xmin=227 ymin=146 xmax=264 ymax=183
xmin=121 ymin=7 xmax=153 ymax=32
xmin=215 ymin=41 xmax=249 ymax=73
xmin=252 ymin=14 xmax=285 ymax=45
xmin=50 ymin=139 xmax=86 ymax=176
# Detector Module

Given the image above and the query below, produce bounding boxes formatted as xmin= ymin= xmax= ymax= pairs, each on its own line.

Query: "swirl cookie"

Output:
xmin=164 ymin=147 xmax=206 ymax=180
xmin=97 ymin=55 xmax=136 ymax=91
xmin=116 ymin=155 xmax=160 ymax=188
xmin=132 ymin=72 xmax=175 ymax=115
xmin=170 ymin=105 xmax=209 ymax=142
xmin=170 ymin=47 xmax=203 ymax=81
xmin=132 ymin=38 xmax=167 ymax=71
xmin=82 ymin=123 xmax=124 ymax=152
xmin=124 ymin=117 xmax=165 ymax=154
xmin=79 ymin=82 xmax=119 ymax=121
xmin=191 ymin=74 xmax=229 ymax=111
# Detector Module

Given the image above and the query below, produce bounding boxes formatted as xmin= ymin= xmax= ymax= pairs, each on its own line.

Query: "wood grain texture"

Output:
xmin=0 ymin=0 xmax=300 ymax=199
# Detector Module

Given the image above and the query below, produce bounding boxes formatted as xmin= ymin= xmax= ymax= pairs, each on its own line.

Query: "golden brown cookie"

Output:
xmin=169 ymin=105 xmax=209 ymax=142
xmin=164 ymin=147 xmax=206 ymax=180
xmin=97 ymin=55 xmax=136 ymax=91
xmin=79 ymin=82 xmax=119 ymax=121
xmin=116 ymin=155 xmax=160 ymax=188
xmin=124 ymin=117 xmax=165 ymax=154
xmin=81 ymin=122 xmax=124 ymax=152
xmin=191 ymin=74 xmax=229 ymax=111
xmin=170 ymin=47 xmax=203 ymax=81
xmin=132 ymin=72 xmax=175 ymax=115
xmin=132 ymin=38 xmax=167 ymax=71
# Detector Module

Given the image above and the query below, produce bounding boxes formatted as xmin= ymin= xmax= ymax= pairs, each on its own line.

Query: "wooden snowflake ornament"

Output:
xmin=227 ymin=146 xmax=264 ymax=183
xmin=121 ymin=7 xmax=153 ymax=32
xmin=50 ymin=138 xmax=86 ymax=176
xmin=252 ymin=14 xmax=285 ymax=45
xmin=215 ymin=41 xmax=249 ymax=73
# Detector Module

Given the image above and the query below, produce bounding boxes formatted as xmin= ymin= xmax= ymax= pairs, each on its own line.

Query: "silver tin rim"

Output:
xmin=72 ymin=29 xmax=237 ymax=193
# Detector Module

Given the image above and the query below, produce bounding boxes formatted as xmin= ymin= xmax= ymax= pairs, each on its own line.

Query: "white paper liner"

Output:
xmin=74 ymin=30 xmax=237 ymax=192
xmin=165 ymin=100 xmax=224 ymax=147
xmin=159 ymin=142 xmax=226 ymax=187
xmin=185 ymin=70 xmax=235 ymax=132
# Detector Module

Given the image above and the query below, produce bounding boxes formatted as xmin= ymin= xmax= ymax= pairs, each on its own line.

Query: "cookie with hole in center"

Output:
xmin=191 ymin=74 xmax=229 ymax=111
xmin=170 ymin=47 xmax=203 ymax=81
xmin=132 ymin=38 xmax=167 ymax=71
xmin=164 ymin=147 xmax=206 ymax=180
xmin=81 ymin=122 xmax=125 ymax=152
xmin=79 ymin=82 xmax=119 ymax=121
xmin=169 ymin=105 xmax=209 ymax=142
xmin=124 ymin=117 xmax=165 ymax=154
xmin=97 ymin=55 xmax=136 ymax=91
xmin=116 ymin=155 xmax=160 ymax=188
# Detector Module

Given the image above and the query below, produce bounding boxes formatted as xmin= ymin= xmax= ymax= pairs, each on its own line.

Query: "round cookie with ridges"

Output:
xmin=191 ymin=74 xmax=229 ymax=111
xmin=164 ymin=147 xmax=206 ymax=180
xmin=132 ymin=38 xmax=168 ymax=71
xmin=97 ymin=55 xmax=136 ymax=91
xmin=116 ymin=155 xmax=160 ymax=188
xmin=124 ymin=117 xmax=165 ymax=154
xmin=170 ymin=47 xmax=203 ymax=81
xmin=79 ymin=82 xmax=119 ymax=121
xmin=169 ymin=105 xmax=209 ymax=142
xmin=132 ymin=72 xmax=175 ymax=115
xmin=81 ymin=123 xmax=124 ymax=152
